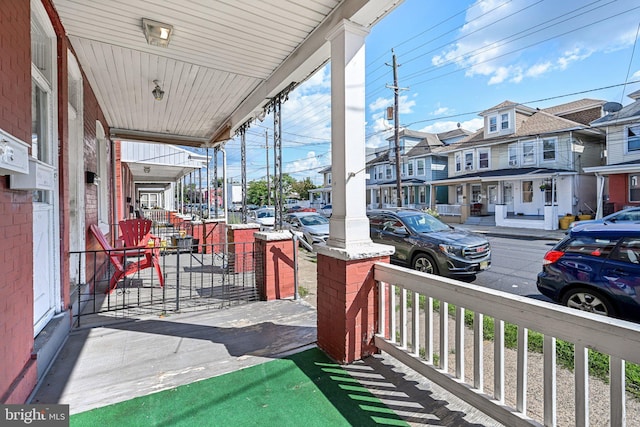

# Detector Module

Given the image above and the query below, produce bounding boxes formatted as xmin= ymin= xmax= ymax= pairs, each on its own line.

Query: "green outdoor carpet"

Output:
xmin=70 ymin=348 xmax=409 ymax=427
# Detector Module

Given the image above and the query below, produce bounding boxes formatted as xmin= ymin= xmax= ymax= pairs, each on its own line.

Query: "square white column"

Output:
xmin=325 ymin=20 xmax=371 ymax=250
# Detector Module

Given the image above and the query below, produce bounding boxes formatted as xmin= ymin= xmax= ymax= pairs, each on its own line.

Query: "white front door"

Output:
xmin=33 ymin=201 xmax=56 ymax=334
xmin=503 ymin=184 xmax=514 ymax=213
xmin=30 ymin=10 xmax=60 ymax=335
xmin=487 ymin=185 xmax=497 ymax=213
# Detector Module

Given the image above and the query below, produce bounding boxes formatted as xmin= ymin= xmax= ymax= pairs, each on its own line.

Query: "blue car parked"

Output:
xmin=537 ymin=223 xmax=640 ymax=322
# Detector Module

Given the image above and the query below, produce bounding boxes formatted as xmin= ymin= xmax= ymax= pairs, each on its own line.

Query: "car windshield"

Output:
xmin=299 ymin=215 xmax=329 ymax=226
xmin=401 ymin=212 xmax=450 ymax=233
xmin=257 ymin=210 xmax=274 ymax=218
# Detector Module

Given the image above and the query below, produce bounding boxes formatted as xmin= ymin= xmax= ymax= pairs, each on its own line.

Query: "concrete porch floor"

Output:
xmin=30 ymin=298 xmax=502 ymax=426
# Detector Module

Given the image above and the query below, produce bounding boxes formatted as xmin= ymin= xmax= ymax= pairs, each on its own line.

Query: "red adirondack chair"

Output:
xmin=90 ymin=224 xmax=164 ymax=294
xmin=119 ymin=218 xmax=155 ymax=247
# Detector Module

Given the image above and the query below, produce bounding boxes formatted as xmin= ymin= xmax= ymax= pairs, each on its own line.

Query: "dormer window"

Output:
xmin=489 ymin=116 xmax=497 ymax=133
xmin=501 ymin=113 xmax=510 ymax=130
xmin=488 ymin=111 xmax=511 ymax=134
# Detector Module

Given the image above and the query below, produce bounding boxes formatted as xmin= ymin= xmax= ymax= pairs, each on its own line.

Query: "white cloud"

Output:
xmin=418 ymin=118 xmax=483 ymax=134
xmin=557 ymin=47 xmax=592 ymax=70
xmin=432 ymin=105 xmax=451 ymax=116
xmin=284 ymin=150 xmax=326 ymax=179
xmin=432 ymin=0 xmax=640 ymax=85
xmin=369 ymin=96 xmax=392 ymax=112
xmin=526 ymin=61 xmax=552 ymax=78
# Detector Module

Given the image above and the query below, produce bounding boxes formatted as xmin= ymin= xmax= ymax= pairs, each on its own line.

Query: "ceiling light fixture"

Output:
xmin=152 ymin=80 xmax=164 ymax=101
xmin=142 ymin=18 xmax=173 ymax=48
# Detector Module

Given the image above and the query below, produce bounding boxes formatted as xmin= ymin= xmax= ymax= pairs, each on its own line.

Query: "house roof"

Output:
xmin=444 ymin=107 xmax=594 ymax=151
xmin=437 ymin=128 xmax=473 ymax=142
xmin=542 ymin=98 xmax=605 ymax=116
xmin=385 ymin=129 xmax=433 ymax=141
xmin=479 ymin=100 xmax=536 ymax=116
xmin=591 ymin=97 xmax=640 ymax=127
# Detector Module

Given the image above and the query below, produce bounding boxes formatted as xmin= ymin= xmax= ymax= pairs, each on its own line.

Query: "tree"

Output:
xmin=291 ymin=177 xmax=317 ymax=200
xmin=247 ymin=180 xmax=268 ymax=205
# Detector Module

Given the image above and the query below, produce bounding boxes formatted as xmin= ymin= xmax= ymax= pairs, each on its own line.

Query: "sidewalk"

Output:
xmin=457 ymin=224 xmax=566 ymax=241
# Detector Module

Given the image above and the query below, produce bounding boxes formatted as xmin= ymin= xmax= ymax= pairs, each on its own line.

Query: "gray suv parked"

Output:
xmin=368 ymin=208 xmax=491 ymax=279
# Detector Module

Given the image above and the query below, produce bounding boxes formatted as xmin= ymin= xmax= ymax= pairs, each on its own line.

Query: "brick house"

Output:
xmin=585 ymin=90 xmax=640 ymax=217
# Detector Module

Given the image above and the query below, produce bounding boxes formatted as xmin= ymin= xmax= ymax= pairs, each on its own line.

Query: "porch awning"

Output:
xmin=367 ymin=178 xmax=427 ymax=189
xmin=432 ymin=168 xmax=576 ymax=186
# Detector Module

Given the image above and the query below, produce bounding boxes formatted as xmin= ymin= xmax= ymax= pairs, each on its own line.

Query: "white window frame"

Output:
xmin=488 ymin=115 xmax=498 ymax=133
xmin=407 ymin=161 xmax=414 ymax=176
xmin=455 ymin=152 xmax=462 ymax=172
xmin=386 ymin=166 xmax=392 ymax=179
xmin=508 ymin=143 xmax=518 ymax=167
xmin=96 ymin=122 xmax=109 ymax=228
xmin=416 ymin=159 xmax=425 ymax=175
xmin=541 ymin=137 xmax=557 ymax=162
xmin=464 ymin=150 xmax=474 ymax=171
xmin=478 ymin=148 xmax=490 ymax=169
xmin=630 ymin=175 xmax=640 ymax=202
xmin=522 ymin=140 xmax=536 ymax=166
xmin=626 ymin=125 xmax=640 ymax=153
xmin=501 ymin=113 xmax=510 ymax=130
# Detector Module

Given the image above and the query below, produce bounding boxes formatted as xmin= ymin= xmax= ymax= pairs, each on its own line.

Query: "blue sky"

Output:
xmin=223 ymin=0 xmax=640 ymax=185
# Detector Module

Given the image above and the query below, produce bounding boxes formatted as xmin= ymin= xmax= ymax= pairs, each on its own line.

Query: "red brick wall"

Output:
xmin=0 ymin=0 xmax=36 ymax=403
xmin=256 ymin=237 xmax=296 ymax=300
xmin=316 ymin=254 xmax=390 ymax=363
xmin=608 ymin=173 xmax=639 ymax=211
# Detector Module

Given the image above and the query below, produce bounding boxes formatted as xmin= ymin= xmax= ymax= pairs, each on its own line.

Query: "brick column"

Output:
xmin=226 ymin=223 xmax=260 ymax=274
xmin=191 ymin=219 xmax=226 ymax=254
xmin=255 ymin=231 xmax=296 ymax=301
xmin=316 ymin=245 xmax=393 ymax=364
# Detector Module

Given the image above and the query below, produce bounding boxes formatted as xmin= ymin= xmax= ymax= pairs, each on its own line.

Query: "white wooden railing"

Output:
xmin=436 ymin=203 xmax=462 ymax=216
xmin=374 ymin=262 xmax=640 ymax=426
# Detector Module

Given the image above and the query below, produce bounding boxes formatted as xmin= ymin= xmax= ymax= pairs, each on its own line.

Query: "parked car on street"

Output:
xmin=282 ymin=212 xmax=330 ymax=245
xmin=248 ymin=207 xmax=275 ymax=229
xmin=367 ymin=208 xmax=491 ymax=279
xmin=319 ymin=204 xmax=332 ymax=217
xmin=537 ymin=223 xmax=640 ymax=322
xmin=569 ymin=206 xmax=640 ymax=231
xmin=286 ymin=205 xmax=316 ymax=214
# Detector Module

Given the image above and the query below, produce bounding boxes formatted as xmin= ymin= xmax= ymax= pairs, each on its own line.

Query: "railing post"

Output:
xmin=175 ymin=249 xmax=180 ymax=311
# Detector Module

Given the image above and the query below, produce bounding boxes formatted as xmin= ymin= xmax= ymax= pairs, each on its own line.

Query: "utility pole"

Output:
xmin=386 ymin=49 xmax=408 ymax=207
xmin=265 ymin=130 xmax=271 ymax=206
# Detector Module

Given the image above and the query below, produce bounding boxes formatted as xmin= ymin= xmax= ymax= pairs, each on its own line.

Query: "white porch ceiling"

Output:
xmin=52 ymin=0 xmax=403 ymax=148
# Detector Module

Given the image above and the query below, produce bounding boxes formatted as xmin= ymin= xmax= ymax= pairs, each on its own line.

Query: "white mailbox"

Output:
xmin=10 ymin=158 xmax=55 ymax=191
xmin=0 ymin=129 xmax=29 ymax=176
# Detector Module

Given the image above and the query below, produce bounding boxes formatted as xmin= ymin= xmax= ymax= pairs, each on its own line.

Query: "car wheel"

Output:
xmin=561 ymin=287 xmax=615 ymax=317
xmin=412 ymin=253 xmax=438 ymax=275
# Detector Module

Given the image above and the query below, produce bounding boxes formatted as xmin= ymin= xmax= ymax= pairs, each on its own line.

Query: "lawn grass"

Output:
xmin=402 ymin=291 xmax=640 ymax=398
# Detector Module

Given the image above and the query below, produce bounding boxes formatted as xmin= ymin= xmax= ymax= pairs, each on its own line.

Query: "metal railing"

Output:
xmin=374 ymin=262 xmax=640 ymax=426
xmin=69 ymin=241 xmax=261 ymax=327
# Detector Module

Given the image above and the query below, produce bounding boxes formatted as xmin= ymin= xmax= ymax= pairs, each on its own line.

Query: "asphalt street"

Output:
xmin=471 ymin=235 xmax=557 ymax=301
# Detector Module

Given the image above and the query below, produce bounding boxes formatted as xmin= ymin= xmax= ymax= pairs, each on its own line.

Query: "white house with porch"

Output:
xmin=434 ymin=99 xmax=607 ymax=229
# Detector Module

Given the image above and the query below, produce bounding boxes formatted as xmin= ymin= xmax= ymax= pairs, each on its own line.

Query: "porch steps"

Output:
xmin=463 ymin=215 xmax=496 ymax=226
